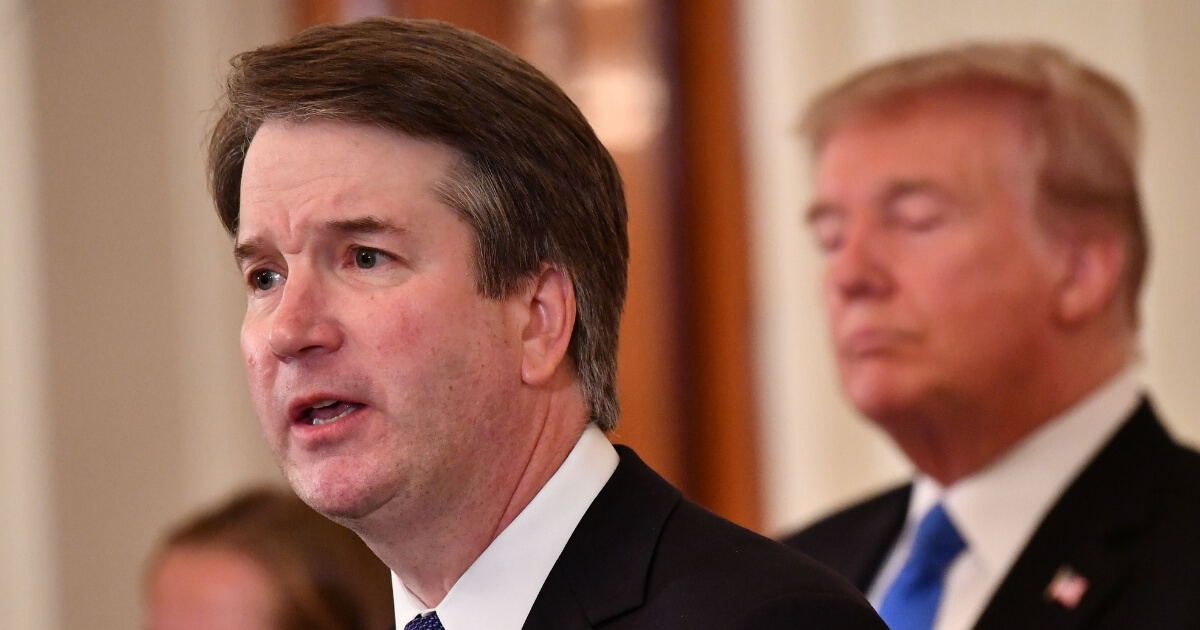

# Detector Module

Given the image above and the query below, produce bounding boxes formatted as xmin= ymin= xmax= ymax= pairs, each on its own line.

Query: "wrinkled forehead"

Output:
xmin=234 ymin=119 xmax=467 ymax=252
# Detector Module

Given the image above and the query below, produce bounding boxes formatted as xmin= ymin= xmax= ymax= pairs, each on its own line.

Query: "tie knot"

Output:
xmin=909 ymin=503 xmax=965 ymax=573
xmin=404 ymin=611 xmax=445 ymax=630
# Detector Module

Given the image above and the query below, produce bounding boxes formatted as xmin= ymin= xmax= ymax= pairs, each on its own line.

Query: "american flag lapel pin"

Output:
xmin=1044 ymin=565 xmax=1090 ymax=610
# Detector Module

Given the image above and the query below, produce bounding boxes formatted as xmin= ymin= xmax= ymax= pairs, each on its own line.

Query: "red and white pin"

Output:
xmin=1044 ymin=565 xmax=1089 ymax=610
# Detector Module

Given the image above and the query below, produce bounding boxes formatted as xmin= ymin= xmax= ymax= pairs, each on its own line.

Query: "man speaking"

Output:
xmin=207 ymin=17 xmax=883 ymax=630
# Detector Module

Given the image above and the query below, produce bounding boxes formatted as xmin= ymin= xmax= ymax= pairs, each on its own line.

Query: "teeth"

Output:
xmin=312 ymin=399 xmax=338 ymax=409
xmin=310 ymin=405 xmax=356 ymax=426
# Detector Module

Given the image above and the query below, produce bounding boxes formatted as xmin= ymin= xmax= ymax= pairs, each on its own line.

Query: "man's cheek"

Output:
xmin=240 ymin=328 xmax=273 ymax=377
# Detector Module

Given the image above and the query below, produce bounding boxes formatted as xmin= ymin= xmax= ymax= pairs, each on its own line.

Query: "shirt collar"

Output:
xmin=392 ymin=425 xmax=619 ymax=630
xmin=913 ymin=363 xmax=1143 ymax=577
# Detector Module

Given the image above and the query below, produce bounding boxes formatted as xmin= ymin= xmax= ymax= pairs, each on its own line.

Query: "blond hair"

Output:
xmin=803 ymin=42 xmax=1147 ymax=324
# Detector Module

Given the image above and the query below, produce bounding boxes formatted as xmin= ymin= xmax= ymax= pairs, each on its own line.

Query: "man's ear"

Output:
xmin=1055 ymin=231 xmax=1126 ymax=326
xmin=520 ymin=265 xmax=576 ymax=386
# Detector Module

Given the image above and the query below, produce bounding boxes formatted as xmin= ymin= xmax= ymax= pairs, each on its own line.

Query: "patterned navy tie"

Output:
xmin=878 ymin=503 xmax=966 ymax=630
xmin=404 ymin=612 xmax=445 ymax=630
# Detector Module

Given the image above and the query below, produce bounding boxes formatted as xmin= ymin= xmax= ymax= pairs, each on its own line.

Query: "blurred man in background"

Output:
xmin=786 ymin=42 xmax=1200 ymax=629
xmin=208 ymin=17 xmax=884 ymax=630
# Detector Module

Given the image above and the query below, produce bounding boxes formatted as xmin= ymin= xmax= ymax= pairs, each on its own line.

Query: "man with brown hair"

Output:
xmin=785 ymin=42 xmax=1200 ymax=629
xmin=208 ymin=17 xmax=883 ymax=630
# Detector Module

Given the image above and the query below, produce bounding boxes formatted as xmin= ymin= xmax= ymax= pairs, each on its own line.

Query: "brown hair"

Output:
xmin=150 ymin=487 xmax=393 ymax=630
xmin=802 ymin=42 xmax=1147 ymax=324
xmin=208 ymin=17 xmax=629 ymax=430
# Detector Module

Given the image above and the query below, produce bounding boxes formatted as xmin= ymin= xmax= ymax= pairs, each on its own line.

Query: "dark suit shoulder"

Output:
xmin=617 ymin=498 xmax=886 ymax=629
xmin=532 ymin=446 xmax=885 ymax=630
xmin=975 ymin=401 xmax=1200 ymax=629
xmin=782 ymin=484 xmax=910 ymax=591
xmin=783 ymin=484 xmax=910 ymax=555
xmin=1077 ymin=411 xmax=1200 ymax=628
xmin=724 ymin=592 xmax=893 ymax=630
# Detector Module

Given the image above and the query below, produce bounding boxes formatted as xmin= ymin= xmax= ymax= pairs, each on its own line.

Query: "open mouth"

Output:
xmin=301 ymin=400 xmax=362 ymax=426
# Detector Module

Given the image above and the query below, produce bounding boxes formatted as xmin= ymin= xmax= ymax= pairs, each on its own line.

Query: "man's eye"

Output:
xmin=354 ymin=248 xmax=385 ymax=269
xmin=809 ymin=215 xmax=845 ymax=254
xmin=890 ymin=194 xmax=946 ymax=231
xmin=251 ymin=269 xmax=283 ymax=291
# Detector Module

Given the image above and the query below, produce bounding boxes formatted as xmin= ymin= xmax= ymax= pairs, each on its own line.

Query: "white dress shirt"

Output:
xmin=865 ymin=365 xmax=1144 ymax=630
xmin=392 ymin=425 xmax=619 ymax=630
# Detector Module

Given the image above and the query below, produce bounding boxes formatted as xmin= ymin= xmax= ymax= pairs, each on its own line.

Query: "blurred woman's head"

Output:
xmin=145 ymin=487 xmax=393 ymax=630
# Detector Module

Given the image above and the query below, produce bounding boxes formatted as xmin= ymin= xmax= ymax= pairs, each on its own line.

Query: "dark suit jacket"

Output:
xmin=784 ymin=400 xmax=1200 ymax=629
xmin=521 ymin=446 xmax=887 ymax=629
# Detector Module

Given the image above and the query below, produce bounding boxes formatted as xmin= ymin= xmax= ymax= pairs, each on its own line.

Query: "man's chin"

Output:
xmin=843 ymin=374 xmax=927 ymax=425
xmin=284 ymin=468 xmax=385 ymax=521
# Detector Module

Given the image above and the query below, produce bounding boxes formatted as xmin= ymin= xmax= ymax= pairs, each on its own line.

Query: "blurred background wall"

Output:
xmin=0 ymin=1 xmax=1196 ymax=628
xmin=1 ymin=2 xmax=289 ymax=628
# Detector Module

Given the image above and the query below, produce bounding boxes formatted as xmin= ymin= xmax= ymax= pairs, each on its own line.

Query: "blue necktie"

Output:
xmin=404 ymin=612 xmax=445 ymax=630
xmin=878 ymin=503 xmax=966 ymax=630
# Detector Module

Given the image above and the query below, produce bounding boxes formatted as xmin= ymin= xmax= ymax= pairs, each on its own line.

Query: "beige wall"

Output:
xmin=1 ymin=3 xmax=54 ymax=628
xmin=1 ymin=1 xmax=289 ymax=628
xmin=739 ymin=0 xmax=1200 ymax=535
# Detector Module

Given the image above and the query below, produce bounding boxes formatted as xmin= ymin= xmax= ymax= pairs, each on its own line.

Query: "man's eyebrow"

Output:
xmin=887 ymin=179 xmax=935 ymax=195
xmin=324 ymin=215 xmax=408 ymax=236
xmin=233 ymin=238 xmax=265 ymax=269
xmin=881 ymin=179 xmax=953 ymax=205
xmin=805 ymin=201 xmax=838 ymax=225
xmin=232 ymin=216 xmax=407 ymax=268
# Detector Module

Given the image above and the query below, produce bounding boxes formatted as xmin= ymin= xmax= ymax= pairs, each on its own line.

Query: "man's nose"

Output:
xmin=267 ymin=273 xmax=343 ymax=360
xmin=827 ymin=217 xmax=893 ymax=301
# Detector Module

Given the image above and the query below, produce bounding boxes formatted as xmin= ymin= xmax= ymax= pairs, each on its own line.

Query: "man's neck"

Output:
xmin=893 ymin=338 xmax=1134 ymax=486
xmin=352 ymin=391 xmax=589 ymax=607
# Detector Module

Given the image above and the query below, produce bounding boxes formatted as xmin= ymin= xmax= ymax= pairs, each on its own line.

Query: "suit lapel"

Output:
xmin=785 ymin=484 xmax=910 ymax=593
xmin=845 ymin=487 xmax=911 ymax=591
xmin=522 ymin=446 xmax=681 ymax=630
xmin=974 ymin=401 xmax=1168 ymax=630
xmin=520 ymin=568 xmax=594 ymax=630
